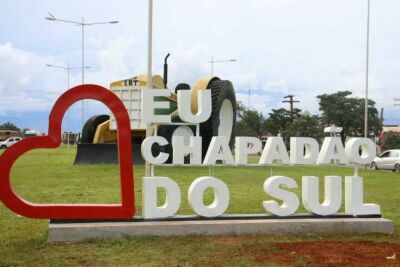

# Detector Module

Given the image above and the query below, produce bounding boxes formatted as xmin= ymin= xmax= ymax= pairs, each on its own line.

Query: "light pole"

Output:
xmin=145 ymin=0 xmax=154 ymax=177
xmin=46 ymin=64 xmax=88 ymax=146
xmin=45 ymin=13 xmax=119 ymax=130
xmin=208 ymin=57 xmax=237 ymax=76
xmin=364 ymin=0 xmax=371 ymax=138
xmin=147 ymin=1 xmax=153 ymax=89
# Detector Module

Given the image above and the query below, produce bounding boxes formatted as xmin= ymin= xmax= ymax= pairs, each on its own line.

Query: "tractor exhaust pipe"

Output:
xmin=163 ymin=53 xmax=170 ymax=88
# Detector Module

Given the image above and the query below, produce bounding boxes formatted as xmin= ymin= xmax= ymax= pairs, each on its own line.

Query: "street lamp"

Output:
xmin=208 ymin=57 xmax=237 ymax=76
xmin=145 ymin=0 xmax=154 ymax=177
xmin=45 ymin=12 xmax=119 ymax=129
xmin=364 ymin=0 xmax=371 ymax=138
xmin=45 ymin=63 xmax=89 ymax=146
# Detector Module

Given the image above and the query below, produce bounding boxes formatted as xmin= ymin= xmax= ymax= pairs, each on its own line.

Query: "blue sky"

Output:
xmin=0 ymin=0 xmax=399 ymax=133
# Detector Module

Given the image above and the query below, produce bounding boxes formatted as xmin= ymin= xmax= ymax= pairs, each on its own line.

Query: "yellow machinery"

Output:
xmin=74 ymin=56 xmax=237 ymax=164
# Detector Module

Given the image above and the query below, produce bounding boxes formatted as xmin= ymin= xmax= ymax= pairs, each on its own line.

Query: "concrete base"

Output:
xmin=48 ymin=215 xmax=395 ymax=243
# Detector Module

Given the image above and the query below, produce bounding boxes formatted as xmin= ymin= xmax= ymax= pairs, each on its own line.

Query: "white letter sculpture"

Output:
xmin=302 ymin=176 xmax=342 ymax=215
xmin=177 ymin=89 xmax=212 ymax=123
xmin=142 ymin=89 xmax=171 ymax=123
xmin=290 ymin=137 xmax=319 ymax=164
xmin=345 ymin=138 xmax=376 ymax=164
xmin=263 ymin=176 xmax=300 ymax=216
xmin=141 ymin=136 xmax=169 ymax=164
xmin=259 ymin=137 xmax=290 ymax=165
xmin=235 ymin=137 xmax=262 ymax=164
xmin=317 ymin=137 xmax=348 ymax=165
xmin=188 ymin=177 xmax=230 ymax=217
xmin=345 ymin=176 xmax=380 ymax=215
xmin=203 ymin=137 xmax=235 ymax=165
xmin=172 ymin=136 xmax=202 ymax=164
xmin=142 ymin=177 xmax=181 ymax=219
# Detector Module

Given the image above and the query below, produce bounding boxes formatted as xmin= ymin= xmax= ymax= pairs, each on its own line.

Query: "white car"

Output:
xmin=0 ymin=137 xmax=22 ymax=149
xmin=370 ymin=149 xmax=400 ymax=172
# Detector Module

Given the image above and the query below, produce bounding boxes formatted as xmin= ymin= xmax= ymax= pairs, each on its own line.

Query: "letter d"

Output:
xmin=142 ymin=177 xmax=181 ymax=219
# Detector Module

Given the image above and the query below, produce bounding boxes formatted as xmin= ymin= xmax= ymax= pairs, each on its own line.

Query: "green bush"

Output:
xmin=383 ymin=132 xmax=400 ymax=150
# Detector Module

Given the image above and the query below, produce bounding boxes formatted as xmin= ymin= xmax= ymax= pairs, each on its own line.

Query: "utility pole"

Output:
xmin=364 ymin=0 xmax=371 ymax=138
xmin=380 ymin=107 xmax=384 ymax=128
xmin=145 ymin=0 xmax=153 ymax=177
xmin=395 ymin=98 xmax=400 ymax=107
xmin=282 ymin=95 xmax=300 ymax=119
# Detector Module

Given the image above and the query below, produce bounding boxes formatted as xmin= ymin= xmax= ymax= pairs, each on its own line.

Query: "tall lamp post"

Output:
xmin=364 ymin=0 xmax=371 ymax=138
xmin=145 ymin=0 xmax=154 ymax=177
xmin=45 ymin=13 xmax=119 ymax=130
xmin=46 ymin=64 xmax=89 ymax=146
xmin=208 ymin=57 xmax=237 ymax=76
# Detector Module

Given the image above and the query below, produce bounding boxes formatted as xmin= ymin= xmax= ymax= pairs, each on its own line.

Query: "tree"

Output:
xmin=236 ymin=102 xmax=268 ymax=137
xmin=285 ymin=113 xmax=324 ymax=142
xmin=265 ymin=108 xmax=301 ymax=137
xmin=0 ymin=122 xmax=21 ymax=133
xmin=317 ymin=91 xmax=381 ymax=142
xmin=265 ymin=109 xmax=323 ymax=145
xmin=383 ymin=132 xmax=400 ymax=150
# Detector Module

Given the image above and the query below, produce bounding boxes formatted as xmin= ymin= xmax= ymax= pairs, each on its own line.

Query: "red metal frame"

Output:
xmin=0 ymin=84 xmax=135 ymax=219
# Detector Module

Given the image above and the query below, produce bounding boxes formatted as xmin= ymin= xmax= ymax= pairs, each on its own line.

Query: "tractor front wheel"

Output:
xmin=81 ymin=115 xmax=110 ymax=144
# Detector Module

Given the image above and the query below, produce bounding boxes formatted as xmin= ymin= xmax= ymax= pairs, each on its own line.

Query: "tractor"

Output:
xmin=74 ymin=55 xmax=237 ymax=164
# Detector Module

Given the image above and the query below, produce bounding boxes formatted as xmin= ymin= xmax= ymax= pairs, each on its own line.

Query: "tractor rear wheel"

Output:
xmin=81 ymin=115 xmax=110 ymax=143
xmin=200 ymin=79 xmax=236 ymax=157
xmin=175 ymin=83 xmax=190 ymax=94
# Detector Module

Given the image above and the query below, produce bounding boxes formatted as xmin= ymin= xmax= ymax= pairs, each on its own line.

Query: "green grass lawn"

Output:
xmin=0 ymin=146 xmax=398 ymax=266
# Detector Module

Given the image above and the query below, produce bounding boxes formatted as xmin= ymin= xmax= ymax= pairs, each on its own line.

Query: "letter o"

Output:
xmin=188 ymin=176 xmax=229 ymax=217
xmin=345 ymin=138 xmax=376 ymax=164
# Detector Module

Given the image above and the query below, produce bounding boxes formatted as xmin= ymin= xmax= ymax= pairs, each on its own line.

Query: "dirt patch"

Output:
xmin=205 ymin=237 xmax=399 ymax=266
xmin=249 ymin=247 xmax=299 ymax=266
xmin=275 ymin=241 xmax=400 ymax=267
xmin=209 ymin=235 xmax=248 ymax=246
xmin=212 ymin=237 xmax=299 ymax=266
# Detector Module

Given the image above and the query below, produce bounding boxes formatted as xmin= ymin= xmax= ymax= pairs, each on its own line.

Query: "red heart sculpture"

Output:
xmin=0 ymin=84 xmax=135 ymax=219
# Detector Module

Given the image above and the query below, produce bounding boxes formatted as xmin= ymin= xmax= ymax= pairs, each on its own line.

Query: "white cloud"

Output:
xmin=262 ymin=80 xmax=288 ymax=93
xmin=84 ymin=37 xmax=137 ymax=87
xmin=236 ymin=93 xmax=282 ymax=115
xmin=165 ymin=45 xmax=209 ymax=90
xmin=227 ymin=73 xmax=259 ymax=91
xmin=0 ymin=42 xmax=60 ymax=115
